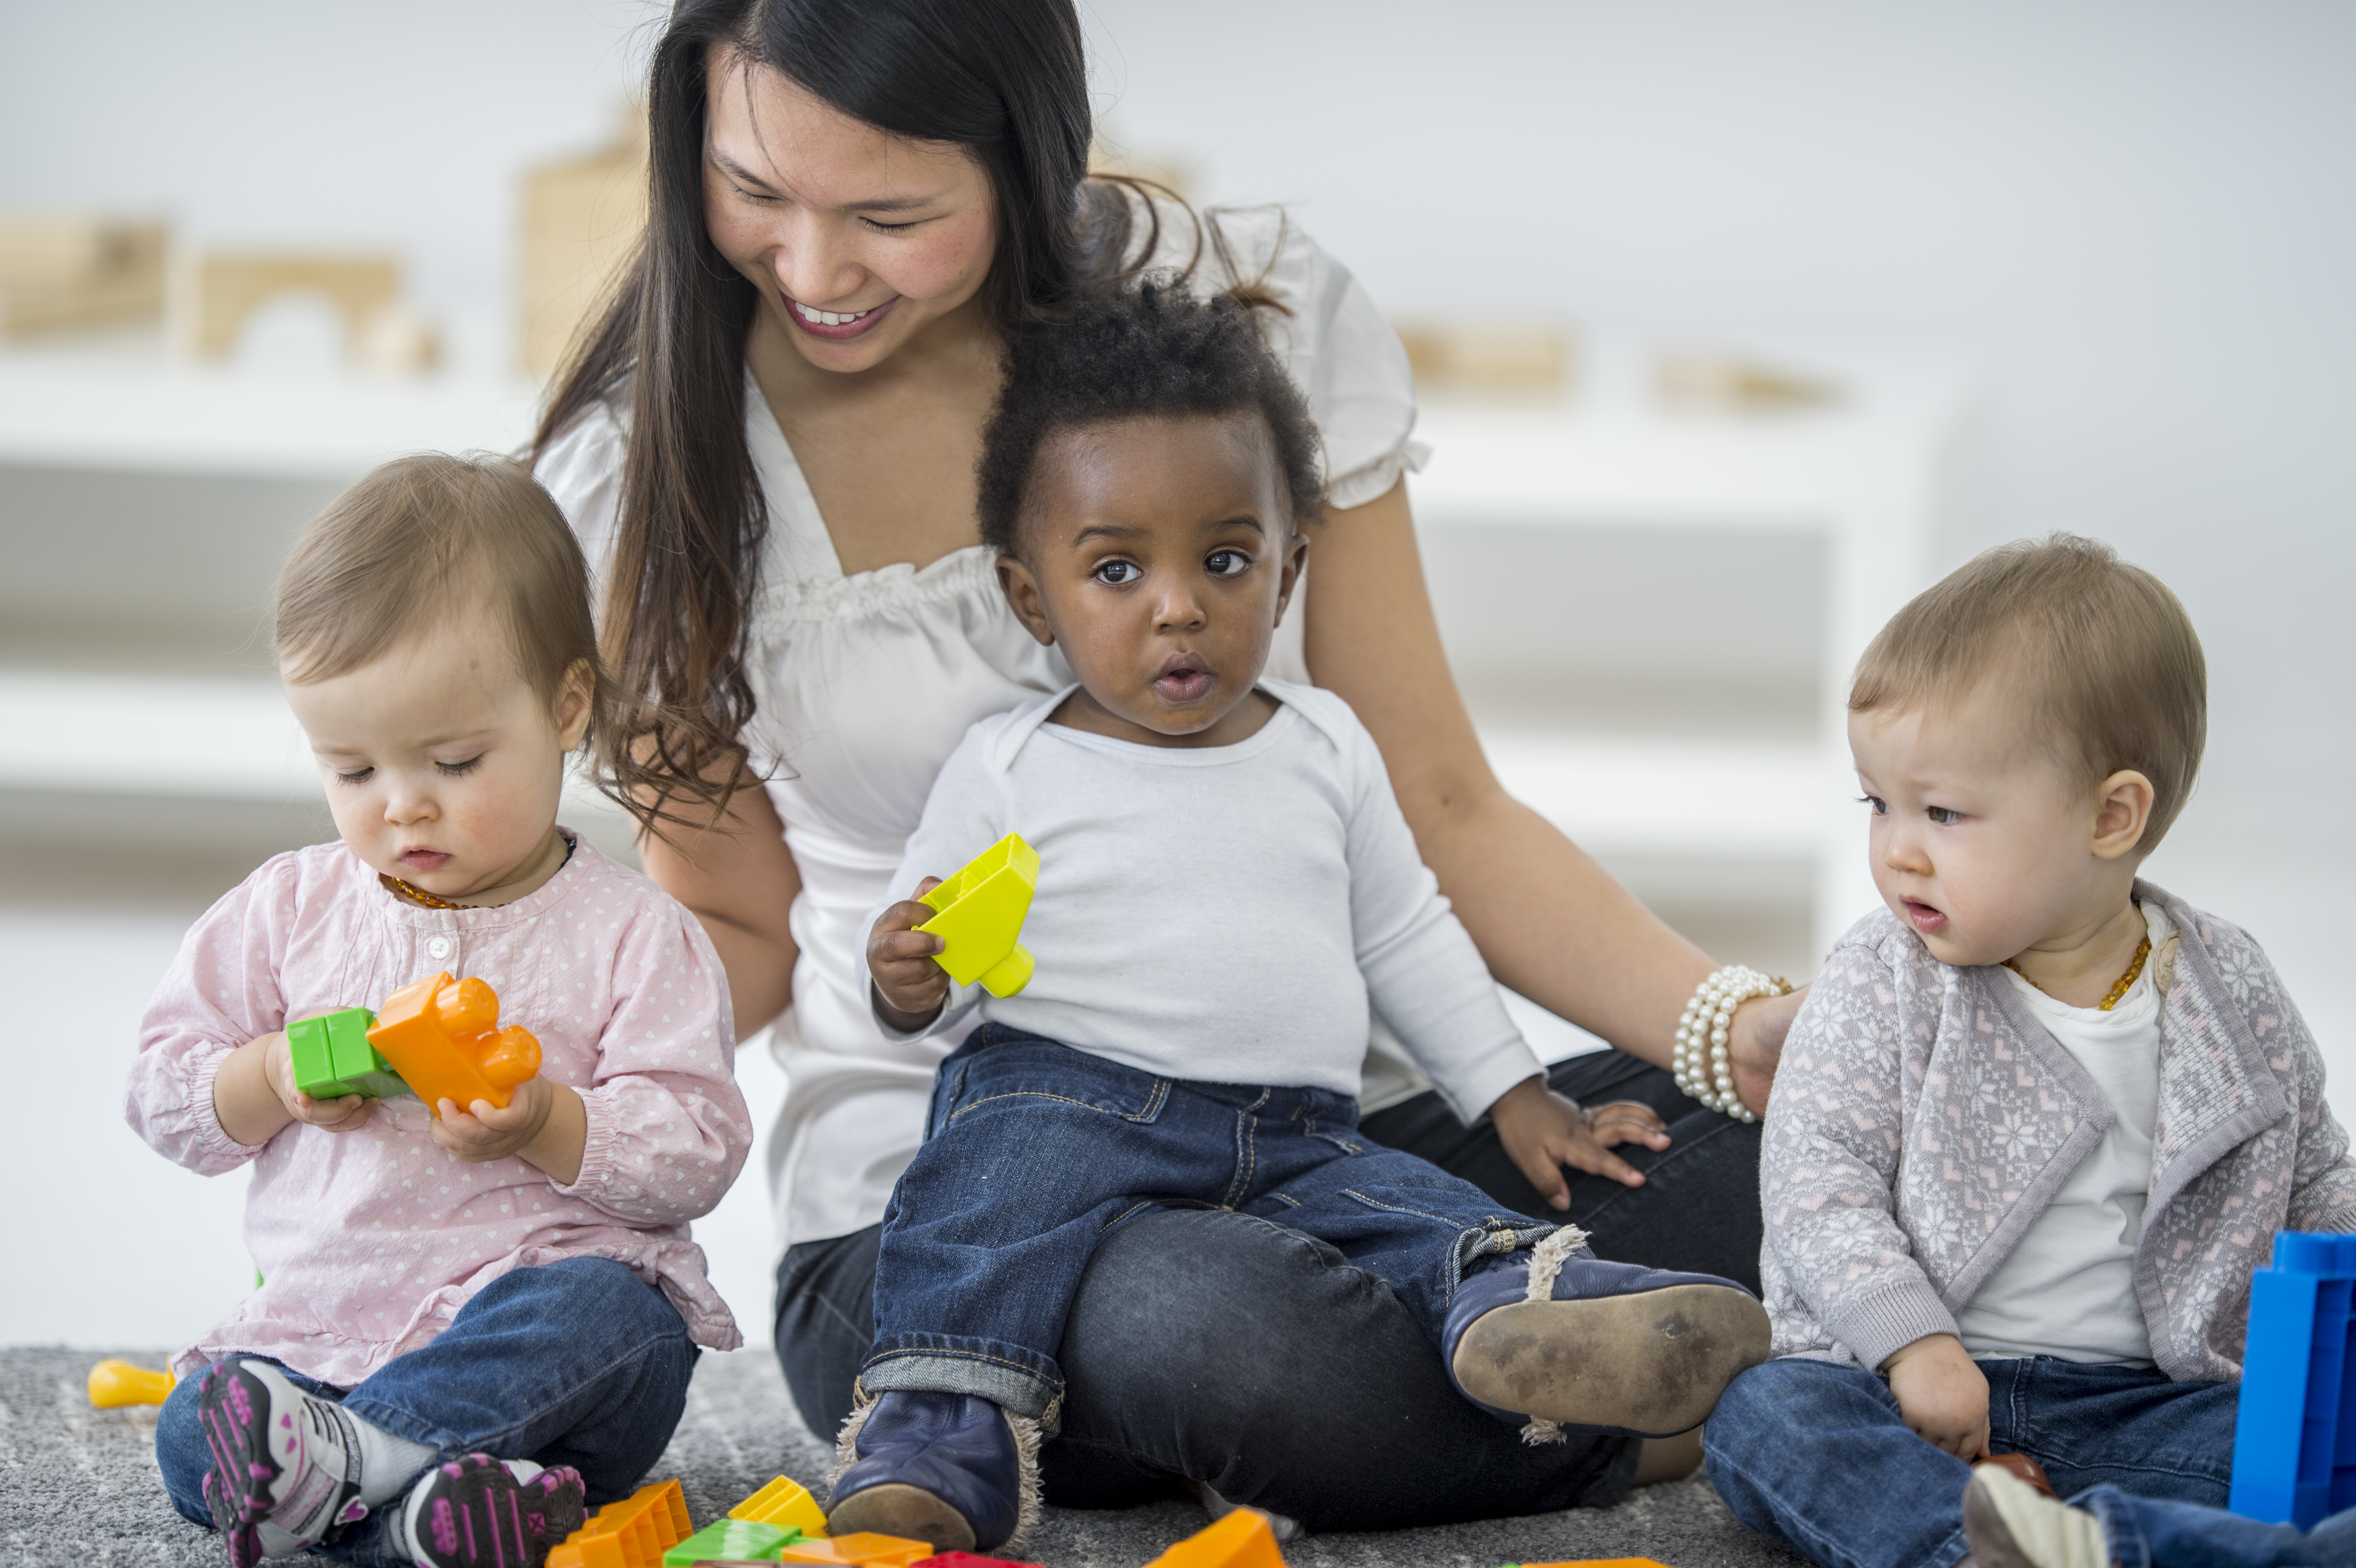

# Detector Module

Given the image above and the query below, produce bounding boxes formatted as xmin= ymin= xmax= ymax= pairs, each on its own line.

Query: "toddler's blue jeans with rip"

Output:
xmin=862 ymin=1025 xmax=1555 ymax=1423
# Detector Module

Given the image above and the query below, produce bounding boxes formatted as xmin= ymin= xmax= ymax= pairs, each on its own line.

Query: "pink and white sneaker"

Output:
xmin=196 ymin=1359 xmax=370 ymax=1568
xmin=398 ymin=1453 xmax=586 ymax=1568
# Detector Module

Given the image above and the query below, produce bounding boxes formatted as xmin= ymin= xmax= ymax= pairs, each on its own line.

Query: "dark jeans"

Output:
xmin=1704 ymin=1355 xmax=2239 ymax=1568
xmin=2083 ymin=1489 xmax=2356 ymax=1568
xmin=157 ymin=1258 xmax=699 ymax=1567
xmin=867 ymin=1027 xmax=1551 ymax=1420
xmin=776 ymin=1048 xmax=1762 ymax=1530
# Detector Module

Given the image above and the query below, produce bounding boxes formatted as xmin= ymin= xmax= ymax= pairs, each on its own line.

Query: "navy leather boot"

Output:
xmin=827 ymin=1391 xmax=1031 ymax=1553
xmin=1443 ymin=1230 xmax=1771 ymax=1439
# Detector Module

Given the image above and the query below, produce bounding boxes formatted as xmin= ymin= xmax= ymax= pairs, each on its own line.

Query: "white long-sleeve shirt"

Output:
xmin=871 ymin=681 xmax=1541 ymax=1124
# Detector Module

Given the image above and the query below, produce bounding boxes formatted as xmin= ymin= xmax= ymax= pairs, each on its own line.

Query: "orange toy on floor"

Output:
xmin=365 ymin=972 xmax=541 ymax=1114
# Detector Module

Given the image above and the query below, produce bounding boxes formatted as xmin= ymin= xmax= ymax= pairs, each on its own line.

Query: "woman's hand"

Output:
xmin=1488 ymin=1075 xmax=1671 ymax=1205
xmin=868 ymin=878 xmax=949 ymax=1031
xmin=1884 ymin=1333 xmax=1991 ymax=1460
xmin=431 ymin=1076 xmax=587 ymax=1184
xmin=1729 ymin=985 xmax=1808 ymax=1116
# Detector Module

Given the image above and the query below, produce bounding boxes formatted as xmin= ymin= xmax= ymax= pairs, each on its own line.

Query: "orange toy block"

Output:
xmin=545 ymin=1478 xmax=689 ymax=1568
xmin=1144 ymin=1508 xmax=1287 ymax=1568
xmin=776 ymin=1534 xmax=935 ymax=1567
xmin=366 ymin=971 xmax=541 ymax=1114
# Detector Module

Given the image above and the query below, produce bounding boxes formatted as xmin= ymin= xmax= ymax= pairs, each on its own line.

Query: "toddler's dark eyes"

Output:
xmin=436 ymin=755 xmax=484 ymax=777
xmin=1858 ymin=794 xmax=1889 ymax=816
xmin=1205 ymin=549 xmax=1249 ymax=576
xmin=1094 ymin=561 xmax=1139 ymax=586
xmin=335 ymin=767 xmax=375 ymax=786
xmin=1926 ymin=806 xmax=1961 ymax=826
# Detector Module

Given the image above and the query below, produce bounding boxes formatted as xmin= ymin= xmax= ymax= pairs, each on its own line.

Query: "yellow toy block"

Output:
xmin=917 ymin=833 xmax=1039 ymax=998
xmin=87 ymin=1359 xmax=175 ymax=1408
xmin=1144 ymin=1508 xmax=1287 ymax=1568
xmin=546 ymin=1478 xmax=690 ymax=1568
xmin=729 ymin=1475 xmax=828 ymax=1539
xmin=776 ymin=1533 xmax=933 ymax=1566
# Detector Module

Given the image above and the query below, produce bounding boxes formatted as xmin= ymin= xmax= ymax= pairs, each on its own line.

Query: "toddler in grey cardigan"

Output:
xmin=1703 ymin=535 xmax=2356 ymax=1568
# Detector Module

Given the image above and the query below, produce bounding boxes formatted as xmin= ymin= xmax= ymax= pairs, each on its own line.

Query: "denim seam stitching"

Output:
xmin=342 ymin=1325 xmax=688 ymax=1456
xmin=949 ymin=1087 xmax=1164 ymax=1123
xmin=863 ymin=1345 xmax=1064 ymax=1394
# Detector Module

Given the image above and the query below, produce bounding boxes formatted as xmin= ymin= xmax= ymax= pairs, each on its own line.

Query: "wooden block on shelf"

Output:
xmin=0 ymin=216 xmax=166 ymax=336
xmin=520 ymin=103 xmax=648 ymax=380
xmin=1393 ymin=322 xmax=1573 ymax=399
xmin=168 ymin=250 xmax=403 ymax=361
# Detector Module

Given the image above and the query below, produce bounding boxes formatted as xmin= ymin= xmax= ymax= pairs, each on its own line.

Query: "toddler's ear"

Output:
xmin=1272 ymin=528 xmax=1311 ymax=627
xmin=553 ymin=658 xmax=597 ymax=749
xmin=993 ymin=553 xmax=1057 ymax=648
xmin=2091 ymin=769 xmax=2156 ymax=860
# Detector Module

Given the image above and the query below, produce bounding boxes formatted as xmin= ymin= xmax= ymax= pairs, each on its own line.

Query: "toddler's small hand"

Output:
xmin=432 ymin=1075 xmax=553 ymax=1165
xmin=1885 ymin=1333 xmax=1991 ymax=1459
xmin=1488 ymin=1077 xmax=1670 ymax=1205
xmin=262 ymin=1029 xmax=374 ymax=1133
xmin=868 ymin=877 xmax=950 ymax=1028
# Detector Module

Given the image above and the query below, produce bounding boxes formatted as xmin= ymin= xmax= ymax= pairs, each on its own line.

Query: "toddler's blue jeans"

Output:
xmin=863 ymin=1026 xmax=1554 ymax=1423
xmin=155 ymin=1256 xmax=698 ymax=1567
xmin=1703 ymin=1354 xmax=2238 ymax=1568
xmin=2079 ymin=1487 xmax=2356 ymax=1568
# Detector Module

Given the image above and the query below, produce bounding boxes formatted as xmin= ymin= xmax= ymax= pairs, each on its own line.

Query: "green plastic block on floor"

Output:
xmin=286 ymin=1008 xmax=408 ymax=1099
xmin=661 ymin=1518 xmax=801 ymax=1565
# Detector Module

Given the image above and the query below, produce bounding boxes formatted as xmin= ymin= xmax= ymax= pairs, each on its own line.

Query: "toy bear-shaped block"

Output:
xmin=729 ymin=1476 xmax=828 ymax=1539
xmin=366 ymin=973 xmax=541 ymax=1115
xmin=917 ymin=832 xmax=1038 ymax=998
xmin=776 ymin=1535 xmax=934 ymax=1567
xmin=287 ymin=1007 xmax=408 ymax=1100
xmin=2230 ymin=1231 xmax=2356 ymax=1526
xmin=546 ymin=1478 xmax=690 ymax=1568
xmin=1144 ymin=1508 xmax=1287 ymax=1568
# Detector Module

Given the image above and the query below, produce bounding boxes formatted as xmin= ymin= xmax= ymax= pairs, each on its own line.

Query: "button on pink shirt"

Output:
xmin=126 ymin=833 xmax=752 ymax=1386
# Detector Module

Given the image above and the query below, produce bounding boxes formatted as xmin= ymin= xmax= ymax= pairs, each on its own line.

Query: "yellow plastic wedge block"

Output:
xmin=545 ymin=1478 xmax=690 ymax=1568
xmin=87 ymin=1359 xmax=175 ymax=1407
xmin=917 ymin=832 xmax=1039 ymax=998
xmin=728 ymin=1474 xmax=829 ymax=1539
xmin=1144 ymin=1508 xmax=1288 ymax=1568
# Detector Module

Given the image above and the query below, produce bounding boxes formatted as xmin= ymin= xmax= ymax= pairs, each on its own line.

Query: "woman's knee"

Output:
xmin=155 ymin=1363 xmax=222 ymax=1528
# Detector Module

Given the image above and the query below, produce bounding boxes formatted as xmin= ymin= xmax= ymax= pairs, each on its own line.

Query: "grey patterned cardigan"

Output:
xmin=1760 ymin=880 xmax=2356 ymax=1383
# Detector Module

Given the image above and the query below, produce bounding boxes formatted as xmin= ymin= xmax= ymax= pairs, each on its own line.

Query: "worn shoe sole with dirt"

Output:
xmin=827 ymin=1481 xmax=979 ymax=1553
xmin=1450 ymin=1280 xmax=1771 ymax=1436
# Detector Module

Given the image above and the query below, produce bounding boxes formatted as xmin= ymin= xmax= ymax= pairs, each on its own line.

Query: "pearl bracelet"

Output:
xmin=1672 ymin=965 xmax=1792 ymax=1122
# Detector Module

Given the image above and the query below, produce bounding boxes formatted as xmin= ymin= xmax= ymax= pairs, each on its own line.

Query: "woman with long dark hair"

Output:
xmin=534 ymin=0 xmax=1802 ymax=1537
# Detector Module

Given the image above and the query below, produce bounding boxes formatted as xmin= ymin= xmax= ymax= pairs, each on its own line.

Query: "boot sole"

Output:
xmin=196 ymin=1362 xmax=280 ymax=1568
xmin=408 ymin=1454 xmax=587 ymax=1568
xmin=827 ymin=1481 xmax=978 ymax=1554
xmin=1451 ymin=1282 xmax=1770 ymax=1436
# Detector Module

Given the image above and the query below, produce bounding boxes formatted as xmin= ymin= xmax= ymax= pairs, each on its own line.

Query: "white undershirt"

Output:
xmin=872 ymin=682 xmax=1544 ymax=1126
xmin=1955 ymin=901 xmax=2173 ymax=1366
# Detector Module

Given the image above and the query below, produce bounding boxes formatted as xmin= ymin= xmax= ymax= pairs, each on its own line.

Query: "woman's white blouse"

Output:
xmin=536 ymin=205 xmax=1430 ymax=1247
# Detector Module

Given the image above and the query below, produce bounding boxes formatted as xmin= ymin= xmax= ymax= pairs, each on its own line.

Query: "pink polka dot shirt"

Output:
xmin=125 ymin=832 xmax=752 ymax=1387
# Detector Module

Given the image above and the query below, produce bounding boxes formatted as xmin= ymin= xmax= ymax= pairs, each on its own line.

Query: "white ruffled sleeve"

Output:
xmin=531 ymin=394 xmax=631 ymax=593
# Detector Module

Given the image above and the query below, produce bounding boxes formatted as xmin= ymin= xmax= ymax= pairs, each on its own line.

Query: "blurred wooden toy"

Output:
xmin=1655 ymin=348 xmax=1842 ymax=415
xmin=777 ymin=1535 xmax=934 ymax=1567
xmin=1144 ymin=1507 xmax=1287 ymax=1568
xmin=365 ymin=972 xmax=541 ymax=1115
xmin=547 ymin=1478 xmax=690 ymax=1568
xmin=1982 ymin=1451 xmax=2057 ymax=1499
xmin=87 ymin=1358 xmax=175 ymax=1408
xmin=521 ymin=101 xmax=648 ymax=379
xmin=730 ymin=1476 xmax=829 ymax=1539
xmin=0 ymin=215 xmax=166 ymax=337
xmin=1393 ymin=321 xmax=1573 ymax=399
xmin=286 ymin=1007 xmax=407 ymax=1100
xmin=169 ymin=250 xmax=437 ymax=370
xmin=917 ymin=833 xmax=1039 ymax=999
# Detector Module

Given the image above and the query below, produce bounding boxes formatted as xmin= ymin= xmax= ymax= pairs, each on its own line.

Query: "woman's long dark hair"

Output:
xmin=534 ymin=0 xmax=1211 ymax=836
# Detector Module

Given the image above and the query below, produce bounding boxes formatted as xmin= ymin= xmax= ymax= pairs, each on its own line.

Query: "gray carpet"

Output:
xmin=0 ymin=1347 xmax=1804 ymax=1568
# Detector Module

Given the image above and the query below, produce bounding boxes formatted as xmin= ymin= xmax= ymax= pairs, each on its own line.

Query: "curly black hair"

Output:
xmin=976 ymin=279 xmax=1326 ymax=556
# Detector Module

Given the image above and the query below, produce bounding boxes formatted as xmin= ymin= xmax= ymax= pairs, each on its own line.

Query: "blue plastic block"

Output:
xmin=2230 ymin=1232 xmax=2356 ymax=1526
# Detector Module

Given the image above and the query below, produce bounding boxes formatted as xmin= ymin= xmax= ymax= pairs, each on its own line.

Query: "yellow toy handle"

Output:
xmin=980 ymin=944 xmax=1035 ymax=999
xmin=88 ymin=1358 xmax=176 ymax=1408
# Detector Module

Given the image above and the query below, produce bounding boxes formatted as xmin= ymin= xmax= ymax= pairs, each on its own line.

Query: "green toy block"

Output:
xmin=662 ymin=1518 xmax=800 ymax=1565
xmin=286 ymin=1008 xmax=409 ymax=1099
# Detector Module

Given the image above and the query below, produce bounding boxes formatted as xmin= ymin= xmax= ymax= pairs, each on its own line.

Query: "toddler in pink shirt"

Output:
xmin=127 ymin=454 xmax=751 ymax=1568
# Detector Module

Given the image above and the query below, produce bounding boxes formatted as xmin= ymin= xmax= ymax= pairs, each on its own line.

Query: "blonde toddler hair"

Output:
xmin=274 ymin=452 xmax=614 ymax=751
xmin=1849 ymin=533 xmax=2207 ymax=852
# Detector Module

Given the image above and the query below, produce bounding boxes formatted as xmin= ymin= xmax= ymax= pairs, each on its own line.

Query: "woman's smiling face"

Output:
xmin=702 ymin=50 xmax=999 ymax=373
